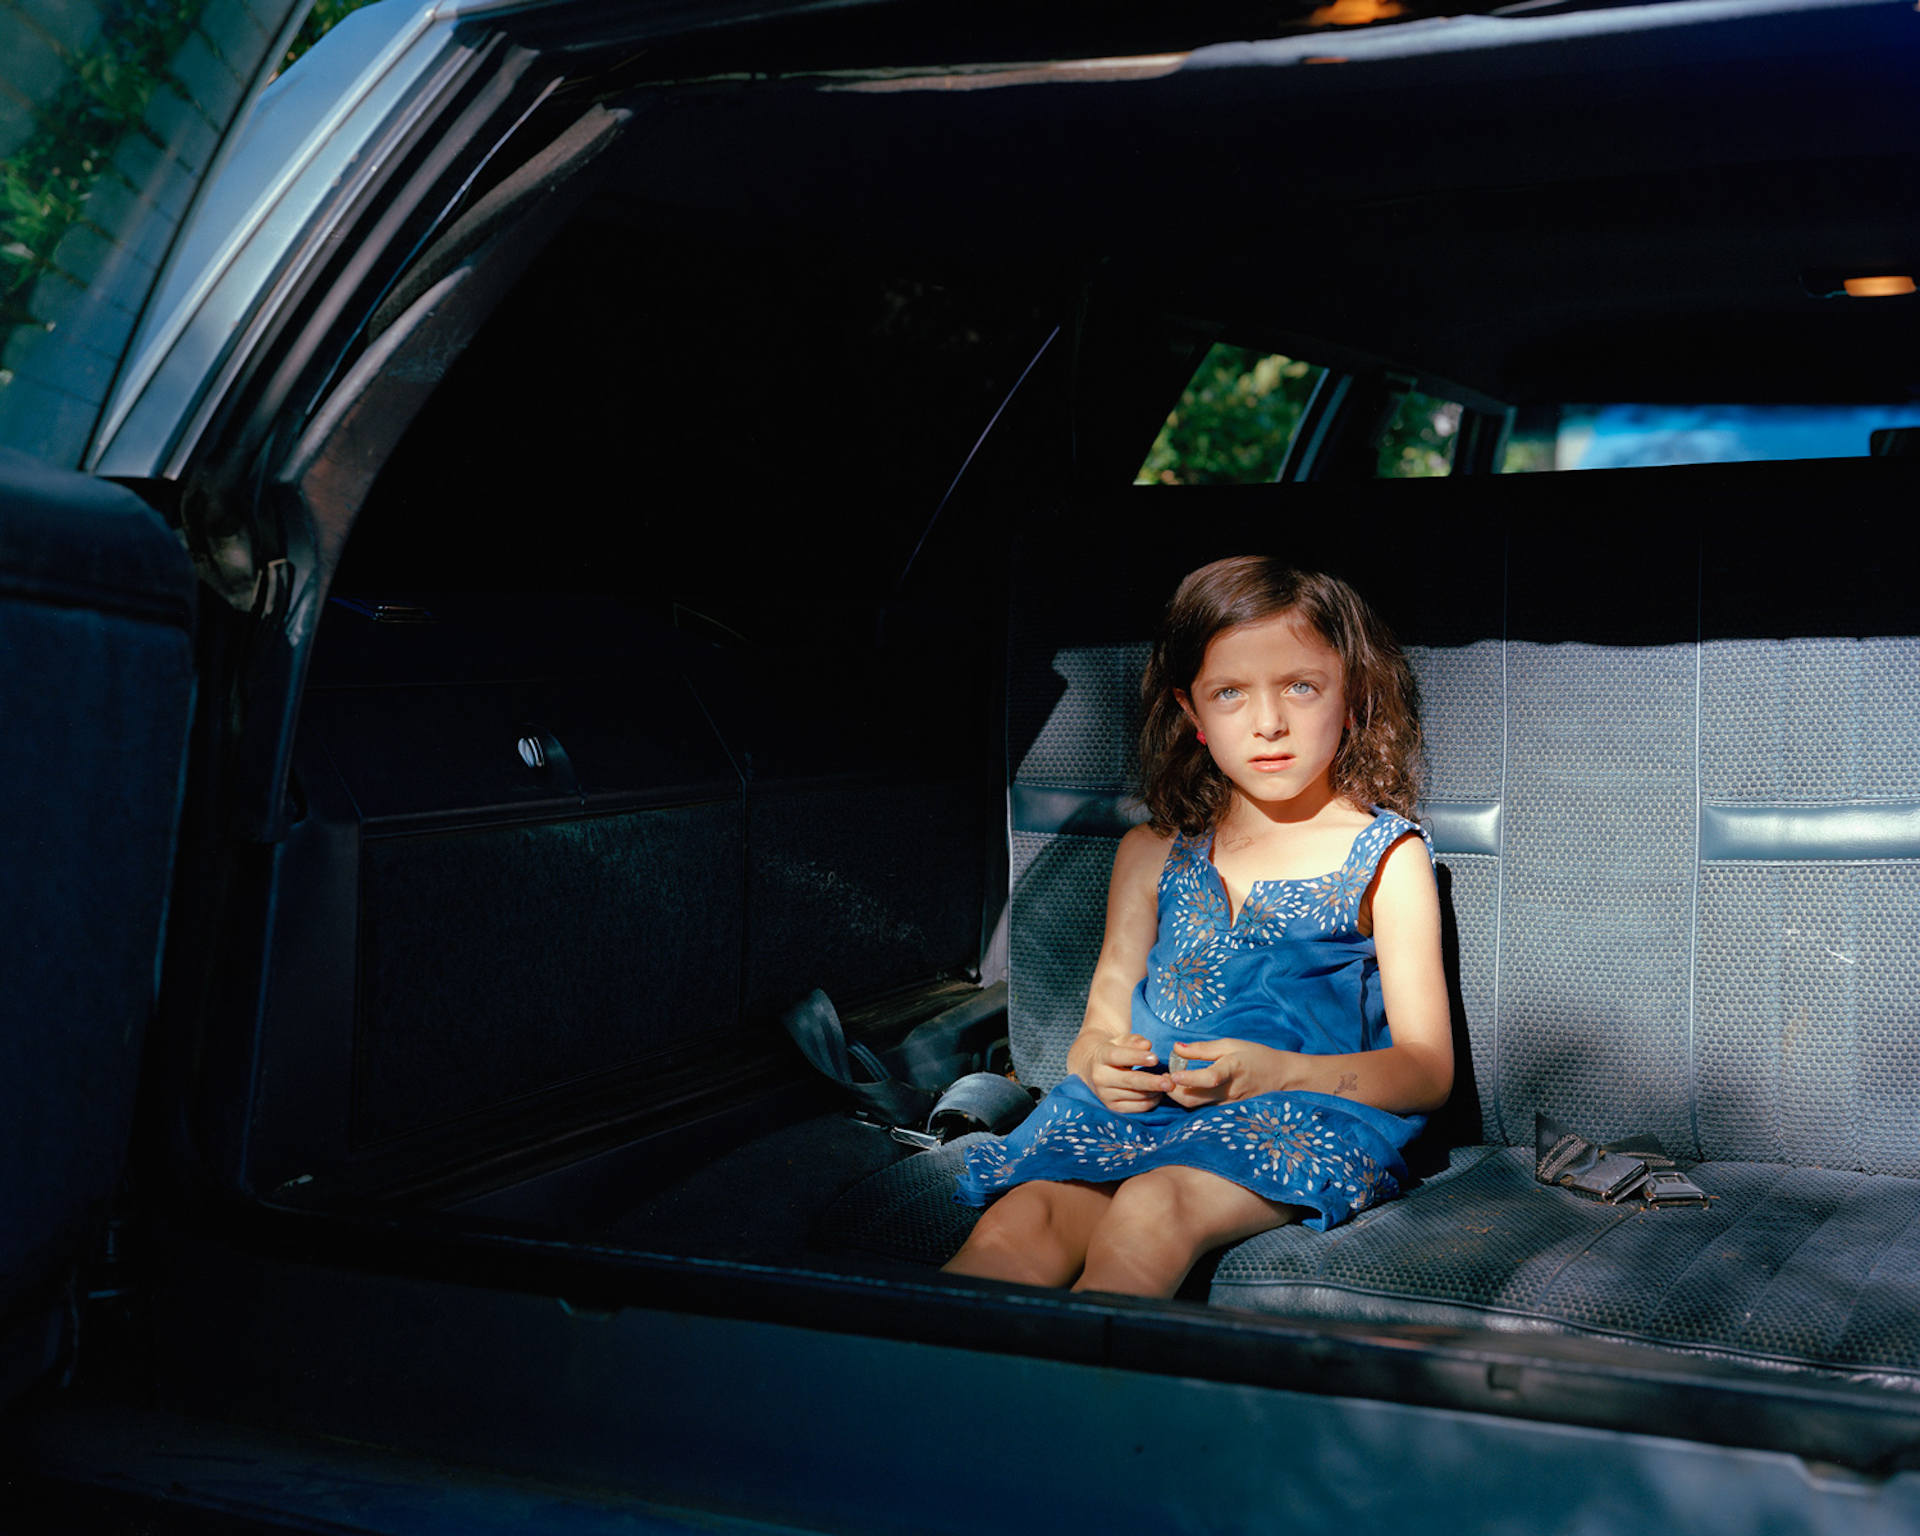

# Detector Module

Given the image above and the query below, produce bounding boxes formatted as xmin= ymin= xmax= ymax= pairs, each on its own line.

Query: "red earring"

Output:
xmin=1196 ymin=729 xmax=1208 ymax=746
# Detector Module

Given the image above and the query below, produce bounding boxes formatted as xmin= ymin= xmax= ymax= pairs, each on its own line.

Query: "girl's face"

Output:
xmin=1176 ymin=613 xmax=1351 ymax=813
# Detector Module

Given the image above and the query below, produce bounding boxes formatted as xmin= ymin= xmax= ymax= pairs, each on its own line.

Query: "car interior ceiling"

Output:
xmin=159 ymin=0 xmax=1920 ymax=1426
xmin=561 ymin=0 xmax=1920 ymax=407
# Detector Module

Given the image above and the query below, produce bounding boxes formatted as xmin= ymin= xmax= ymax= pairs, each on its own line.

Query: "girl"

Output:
xmin=943 ymin=557 xmax=1451 ymax=1299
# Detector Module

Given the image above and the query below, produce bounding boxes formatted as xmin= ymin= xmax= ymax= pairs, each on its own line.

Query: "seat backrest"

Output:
xmin=0 ymin=450 xmax=196 ymax=1404
xmin=1005 ymin=463 xmax=1920 ymax=1171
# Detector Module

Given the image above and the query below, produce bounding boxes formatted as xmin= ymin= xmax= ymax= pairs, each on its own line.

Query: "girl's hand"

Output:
xmin=1074 ymin=1033 xmax=1174 ymax=1114
xmin=1166 ymin=1038 xmax=1294 ymax=1108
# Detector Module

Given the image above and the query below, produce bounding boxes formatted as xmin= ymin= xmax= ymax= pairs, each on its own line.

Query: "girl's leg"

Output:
xmin=942 ymin=1180 xmax=1116 ymax=1288
xmin=1073 ymin=1166 xmax=1306 ymax=1299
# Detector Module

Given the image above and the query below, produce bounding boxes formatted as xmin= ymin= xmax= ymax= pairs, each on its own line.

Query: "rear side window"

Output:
xmin=1500 ymin=404 xmax=1920 ymax=471
xmin=1138 ymin=350 xmax=1471 ymax=482
xmin=1376 ymin=388 xmax=1463 ymax=478
xmin=1136 ymin=345 xmax=1325 ymax=484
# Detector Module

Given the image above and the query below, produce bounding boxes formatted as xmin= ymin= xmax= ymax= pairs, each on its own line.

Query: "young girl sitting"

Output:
xmin=943 ymin=557 xmax=1451 ymax=1299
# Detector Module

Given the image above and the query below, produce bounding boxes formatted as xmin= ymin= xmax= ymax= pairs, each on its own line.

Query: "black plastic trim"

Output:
xmin=169 ymin=1181 xmax=1920 ymax=1476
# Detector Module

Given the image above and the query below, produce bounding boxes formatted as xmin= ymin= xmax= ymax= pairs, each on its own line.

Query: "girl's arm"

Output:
xmin=1064 ymin=824 xmax=1176 ymax=1113
xmin=1168 ymin=835 xmax=1454 ymax=1116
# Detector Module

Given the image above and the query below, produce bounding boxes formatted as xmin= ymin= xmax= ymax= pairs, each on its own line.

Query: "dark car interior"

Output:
xmin=12 ymin=0 xmax=1920 ymax=1523
xmin=220 ymin=7 xmax=1920 ymax=1354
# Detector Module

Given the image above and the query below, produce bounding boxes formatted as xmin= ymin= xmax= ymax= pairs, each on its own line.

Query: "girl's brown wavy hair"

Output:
xmin=1139 ymin=558 xmax=1423 ymax=837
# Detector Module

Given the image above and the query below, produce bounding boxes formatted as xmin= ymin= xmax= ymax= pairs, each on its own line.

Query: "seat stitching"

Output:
xmin=1805 ymin=1181 xmax=1920 ymax=1362
xmin=1852 ymin=1188 xmax=1920 ymax=1291
xmin=1491 ymin=616 xmax=1508 ymax=1143
xmin=1719 ymin=1170 xmax=1875 ymax=1352
xmin=1507 ymin=1202 xmax=1638 ymax=1304
xmin=1614 ymin=1162 xmax=1801 ymax=1331
xmin=1686 ymin=614 xmax=1703 ymax=1160
xmin=1628 ymin=1167 xmax=1850 ymax=1336
xmin=1298 ymin=1144 xmax=1509 ymax=1278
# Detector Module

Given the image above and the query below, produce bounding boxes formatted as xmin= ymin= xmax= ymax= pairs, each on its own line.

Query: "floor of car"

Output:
xmin=597 ymin=1111 xmax=915 ymax=1264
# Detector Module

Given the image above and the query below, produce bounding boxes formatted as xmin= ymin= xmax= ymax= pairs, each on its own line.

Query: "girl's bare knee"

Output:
xmin=1108 ymin=1166 xmax=1291 ymax=1251
xmin=1105 ymin=1168 xmax=1196 ymax=1239
xmin=943 ymin=1183 xmax=1095 ymax=1286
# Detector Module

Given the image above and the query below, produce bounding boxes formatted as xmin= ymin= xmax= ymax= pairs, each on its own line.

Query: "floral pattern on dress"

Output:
xmin=1157 ymin=831 xmax=1214 ymax=899
xmin=956 ymin=1092 xmax=1401 ymax=1216
xmin=954 ymin=812 xmax=1431 ymax=1228
xmin=1174 ymin=1099 xmax=1399 ymax=1204
xmin=1297 ymin=862 xmax=1373 ymax=933
xmin=1171 ymin=882 xmax=1229 ymax=948
xmin=1153 ymin=948 xmax=1228 ymax=1024
xmin=1149 ymin=815 xmax=1424 ymax=1023
xmin=1231 ymin=885 xmax=1296 ymax=948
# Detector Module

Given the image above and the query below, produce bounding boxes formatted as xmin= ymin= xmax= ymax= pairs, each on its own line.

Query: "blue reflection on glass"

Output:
xmin=1560 ymin=405 xmax=1920 ymax=469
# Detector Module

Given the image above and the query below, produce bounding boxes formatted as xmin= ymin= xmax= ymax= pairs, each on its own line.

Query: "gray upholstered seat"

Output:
xmin=819 ymin=481 xmax=1920 ymax=1386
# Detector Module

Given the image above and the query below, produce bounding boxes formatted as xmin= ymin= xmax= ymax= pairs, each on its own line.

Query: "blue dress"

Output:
xmin=955 ymin=810 xmax=1431 ymax=1231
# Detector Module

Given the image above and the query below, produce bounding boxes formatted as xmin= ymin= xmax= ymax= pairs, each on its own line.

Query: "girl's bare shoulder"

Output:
xmin=1113 ymin=822 xmax=1179 ymax=884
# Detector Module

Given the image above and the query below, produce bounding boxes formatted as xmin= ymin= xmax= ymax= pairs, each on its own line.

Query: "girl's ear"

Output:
xmin=1174 ymin=689 xmax=1197 ymax=727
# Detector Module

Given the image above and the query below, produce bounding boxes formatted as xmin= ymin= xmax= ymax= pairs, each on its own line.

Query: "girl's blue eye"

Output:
xmin=1288 ymin=681 xmax=1316 ymax=696
xmin=1215 ymin=687 xmax=1241 ymax=700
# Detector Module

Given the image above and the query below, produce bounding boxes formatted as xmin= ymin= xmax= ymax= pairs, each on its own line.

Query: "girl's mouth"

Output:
xmin=1250 ymin=754 xmax=1295 ymax=771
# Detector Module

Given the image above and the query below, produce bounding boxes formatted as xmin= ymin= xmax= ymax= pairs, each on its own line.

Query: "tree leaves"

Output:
xmin=1136 ymin=344 xmax=1323 ymax=485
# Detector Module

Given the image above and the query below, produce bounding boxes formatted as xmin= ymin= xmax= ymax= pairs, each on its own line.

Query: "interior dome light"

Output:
xmin=1843 ymin=275 xmax=1916 ymax=297
xmin=1309 ymin=0 xmax=1406 ymax=24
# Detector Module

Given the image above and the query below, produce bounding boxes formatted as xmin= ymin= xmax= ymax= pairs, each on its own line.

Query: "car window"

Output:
xmin=1135 ymin=344 xmax=1325 ymax=484
xmin=1375 ymin=387 xmax=1463 ymax=478
xmin=0 ymin=0 xmax=312 ymax=466
xmin=1499 ymin=404 xmax=1920 ymax=471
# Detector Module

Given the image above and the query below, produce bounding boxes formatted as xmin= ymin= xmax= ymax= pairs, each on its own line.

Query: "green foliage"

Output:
xmin=1139 ymin=351 xmax=1480 ymax=483
xmin=0 ymin=0 xmax=378 ymax=389
xmin=1136 ymin=344 xmax=1324 ymax=485
xmin=0 ymin=0 xmax=216 ymax=363
xmin=1375 ymin=389 xmax=1460 ymax=478
xmin=280 ymin=0 xmax=381 ymax=73
xmin=1499 ymin=435 xmax=1555 ymax=473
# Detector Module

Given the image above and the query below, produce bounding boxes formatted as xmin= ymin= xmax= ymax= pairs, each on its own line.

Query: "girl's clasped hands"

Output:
xmin=1075 ymin=1032 xmax=1307 ymax=1112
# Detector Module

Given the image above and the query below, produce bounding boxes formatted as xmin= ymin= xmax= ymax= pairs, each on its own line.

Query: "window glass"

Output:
xmin=1136 ymin=345 xmax=1325 ymax=484
xmin=1499 ymin=404 xmax=1920 ymax=471
xmin=1376 ymin=389 xmax=1462 ymax=478
xmin=278 ymin=0 xmax=383 ymax=74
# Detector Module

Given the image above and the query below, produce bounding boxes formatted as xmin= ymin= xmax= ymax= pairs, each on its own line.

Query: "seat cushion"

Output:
xmin=821 ymin=1138 xmax=1920 ymax=1388
xmin=815 ymin=1135 xmax=986 ymax=1266
xmin=1213 ymin=1145 xmax=1920 ymax=1388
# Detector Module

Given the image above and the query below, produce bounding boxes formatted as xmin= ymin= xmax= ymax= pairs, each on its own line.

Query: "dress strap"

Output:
xmin=1346 ymin=809 xmax=1433 ymax=888
xmin=1158 ymin=827 xmax=1213 ymax=896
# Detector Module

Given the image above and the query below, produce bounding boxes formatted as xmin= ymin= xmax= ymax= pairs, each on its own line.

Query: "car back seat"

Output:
xmin=821 ymin=461 xmax=1920 ymax=1390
